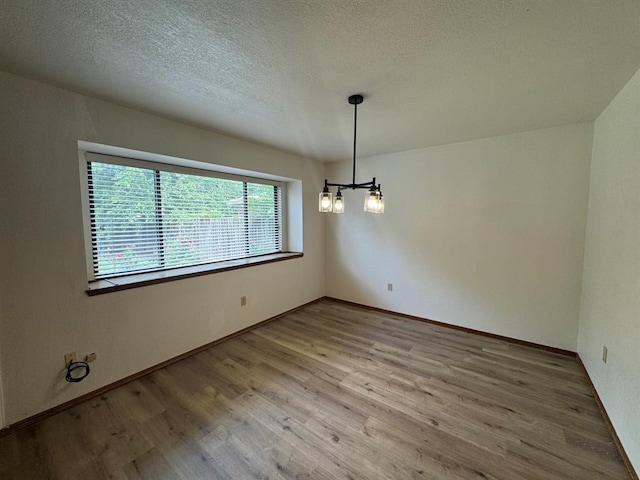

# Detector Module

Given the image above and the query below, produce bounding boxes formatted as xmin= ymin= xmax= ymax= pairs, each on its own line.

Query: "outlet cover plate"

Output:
xmin=64 ymin=352 xmax=77 ymax=365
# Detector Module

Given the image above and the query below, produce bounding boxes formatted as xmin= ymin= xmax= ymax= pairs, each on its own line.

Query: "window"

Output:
xmin=84 ymin=153 xmax=283 ymax=280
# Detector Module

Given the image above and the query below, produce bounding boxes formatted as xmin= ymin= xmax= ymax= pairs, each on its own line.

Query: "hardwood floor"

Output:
xmin=0 ymin=299 xmax=630 ymax=479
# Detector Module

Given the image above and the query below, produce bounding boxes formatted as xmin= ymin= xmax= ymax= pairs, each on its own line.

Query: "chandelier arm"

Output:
xmin=325 ymin=179 xmax=376 ymax=190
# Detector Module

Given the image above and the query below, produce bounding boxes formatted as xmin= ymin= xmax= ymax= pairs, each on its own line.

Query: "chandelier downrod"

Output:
xmin=351 ymin=94 xmax=360 ymax=185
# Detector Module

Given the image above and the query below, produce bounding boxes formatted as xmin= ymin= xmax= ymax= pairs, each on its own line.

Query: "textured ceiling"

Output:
xmin=1 ymin=1 xmax=639 ymax=161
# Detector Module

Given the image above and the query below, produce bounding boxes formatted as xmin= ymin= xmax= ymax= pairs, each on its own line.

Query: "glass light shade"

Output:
xmin=319 ymin=191 xmax=333 ymax=212
xmin=364 ymin=190 xmax=381 ymax=213
xmin=333 ymin=193 xmax=345 ymax=213
xmin=375 ymin=195 xmax=385 ymax=213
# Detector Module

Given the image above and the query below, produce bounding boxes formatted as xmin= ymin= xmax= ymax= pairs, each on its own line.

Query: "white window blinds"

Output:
xmin=87 ymin=158 xmax=282 ymax=279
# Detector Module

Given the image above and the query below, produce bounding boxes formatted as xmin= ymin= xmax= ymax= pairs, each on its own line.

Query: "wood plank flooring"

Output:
xmin=0 ymin=299 xmax=630 ymax=479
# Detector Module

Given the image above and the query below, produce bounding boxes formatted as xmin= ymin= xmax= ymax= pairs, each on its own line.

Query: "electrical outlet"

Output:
xmin=64 ymin=352 xmax=77 ymax=365
xmin=387 ymin=283 xmax=393 ymax=292
xmin=602 ymin=346 xmax=608 ymax=364
xmin=240 ymin=296 xmax=247 ymax=307
xmin=85 ymin=352 xmax=97 ymax=362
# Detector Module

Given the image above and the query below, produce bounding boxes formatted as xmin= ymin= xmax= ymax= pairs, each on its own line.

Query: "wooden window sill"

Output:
xmin=86 ymin=252 xmax=303 ymax=296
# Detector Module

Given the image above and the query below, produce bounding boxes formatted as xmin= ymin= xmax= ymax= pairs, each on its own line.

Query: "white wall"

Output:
xmin=326 ymin=124 xmax=593 ymax=351
xmin=0 ymin=278 xmax=4 ymax=427
xmin=578 ymin=68 xmax=640 ymax=473
xmin=0 ymin=356 xmax=4 ymax=429
xmin=0 ymin=71 xmax=325 ymax=426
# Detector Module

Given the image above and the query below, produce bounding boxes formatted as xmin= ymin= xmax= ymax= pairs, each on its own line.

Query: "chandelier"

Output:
xmin=319 ymin=94 xmax=384 ymax=214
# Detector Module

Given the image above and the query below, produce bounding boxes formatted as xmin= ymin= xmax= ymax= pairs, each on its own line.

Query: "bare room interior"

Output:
xmin=0 ymin=1 xmax=638 ymax=479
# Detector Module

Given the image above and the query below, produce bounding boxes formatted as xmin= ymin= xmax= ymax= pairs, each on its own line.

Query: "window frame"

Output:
xmin=80 ymin=151 xmax=288 ymax=285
